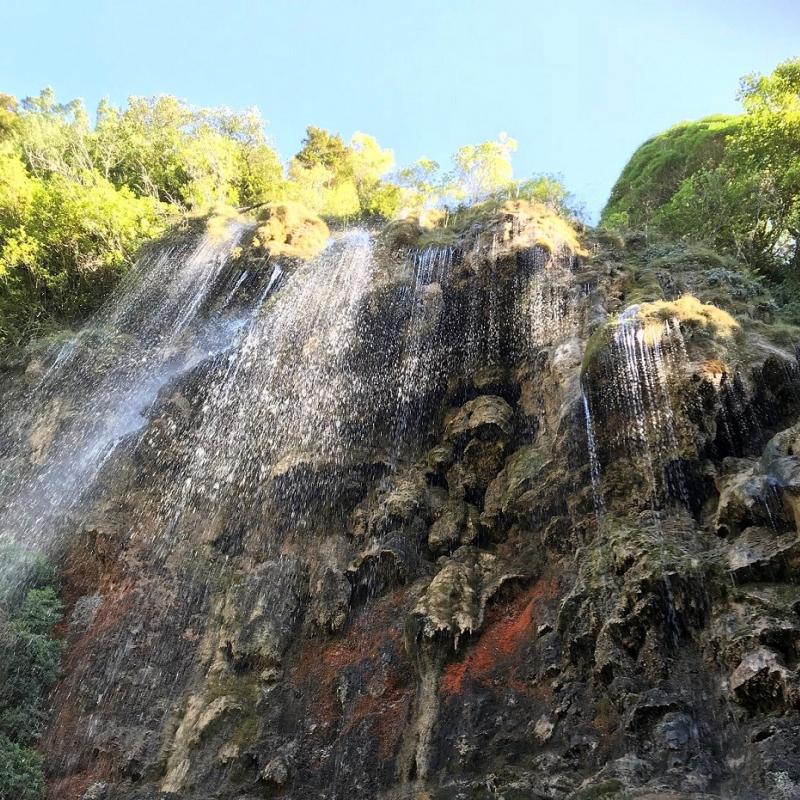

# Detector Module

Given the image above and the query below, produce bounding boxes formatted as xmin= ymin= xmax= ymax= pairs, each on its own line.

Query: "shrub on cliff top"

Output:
xmin=254 ymin=202 xmax=330 ymax=261
xmin=602 ymin=57 xmax=800 ymax=278
xmin=384 ymin=199 xmax=584 ymax=258
xmin=636 ymin=294 xmax=739 ymax=339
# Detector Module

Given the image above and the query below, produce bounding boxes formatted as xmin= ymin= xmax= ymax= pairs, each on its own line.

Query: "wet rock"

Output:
xmin=260 ymin=754 xmax=290 ymax=786
xmin=81 ymin=783 xmax=110 ymax=800
xmin=68 ymin=593 xmax=103 ymax=637
xmin=654 ymin=712 xmax=698 ymax=765
xmin=482 ymin=444 xmax=548 ymax=528
xmin=729 ymin=648 xmax=798 ymax=711
xmin=714 ymin=460 xmax=780 ymax=536
xmin=626 ymin=688 xmax=683 ymax=732
xmin=727 ymin=527 xmax=800 ymax=583
xmin=220 ymin=558 xmax=306 ymax=671
xmin=444 ymin=394 xmax=513 ymax=445
xmin=735 ymin=582 xmax=800 ymax=616
xmin=533 ymin=715 xmax=555 ymax=744
xmin=28 ymin=218 xmax=800 ymax=800
xmin=254 ymin=202 xmax=329 ymax=261
xmin=382 ymin=473 xmax=427 ymax=520
xmin=354 ymin=470 xmax=428 ymax=540
xmin=761 ymin=422 xmax=800 ymax=530
xmin=161 ymin=692 xmax=245 ymax=792
xmin=427 ymin=498 xmax=479 ymax=554
xmin=308 ymin=567 xmax=351 ymax=632
xmin=410 ymin=546 xmax=525 ymax=646
xmin=347 ymin=535 xmax=419 ymax=602
xmin=425 ymin=443 xmax=455 ymax=478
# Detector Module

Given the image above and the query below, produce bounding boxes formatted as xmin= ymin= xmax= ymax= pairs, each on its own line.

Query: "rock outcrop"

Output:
xmin=2 ymin=210 xmax=800 ymax=800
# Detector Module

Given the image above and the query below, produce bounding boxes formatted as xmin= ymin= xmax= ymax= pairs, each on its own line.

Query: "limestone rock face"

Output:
xmin=410 ymin=546 xmax=524 ymax=644
xmin=12 ymin=215 xmax=800 ymax=800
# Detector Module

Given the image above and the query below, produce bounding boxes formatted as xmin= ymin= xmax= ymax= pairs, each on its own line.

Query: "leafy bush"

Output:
xmin=601 ymin=57 xmax=800 ymax=280
xmin=0 ymin=734 xmax=45 ymax=800
xmin=0 ymin=87 xmax=579 ymax=349
xmin=0 ymin=561 xmax=63 ymax=800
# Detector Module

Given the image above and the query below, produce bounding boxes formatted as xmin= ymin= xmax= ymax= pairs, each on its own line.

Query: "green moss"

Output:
xmin=203 ymin=204 xmax=248 ymax=242
xmin=383 ymin=199 xmax=584 ymax=257
xmin=572 ymin=779 xmax=625 ymax=799
xmin=483 ymin=444 xmax=548 ymax=523
xmin=745 ymin=319 xmax=800 ymax=348
xmin=229 ymin=716 xmax=260 ymax=750
xmin=617 ymin=265 xmax=663 ymax=306
xmin=581 ymin=322 xmax=612 ymax=375
xmin=602 ymin=114 xmax=742 ymax=229
xmin=204 ymin=671 xmax=261 ymax=706
xmin=636 ymin=294 xmax=739 ymax=339
xmin=253 ymin=201 xmax=330 ymax=261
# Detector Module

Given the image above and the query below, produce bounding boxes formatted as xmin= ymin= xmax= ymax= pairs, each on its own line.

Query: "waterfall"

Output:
xmin=390 ymin=245 xmax=454 ymax=460
xmin=0 ymin=222 xmax=249 ymax=583
xmin=584 ymin=309 xmax=691 ymax=507
xmin=515 ymin=244 xmax=577 ymax=348
xmin=581 ymin=388 xmax=603 ymax=510
xmin=144 ymin=229 xmax=382 ymax=558
xmin=0 ymin=218 xmax=590 ymax=793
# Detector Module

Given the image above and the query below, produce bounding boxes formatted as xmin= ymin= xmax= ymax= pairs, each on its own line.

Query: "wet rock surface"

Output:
xmin=2 ymin=216 xmax=800 ymax=800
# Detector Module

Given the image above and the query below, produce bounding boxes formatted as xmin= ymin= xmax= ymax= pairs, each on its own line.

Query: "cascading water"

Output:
xmin=145 ymin=229 xmax=383 ymax=559
xmin=582 ymin=308 xmax=691 ymax=507
xmin=0 ymin=222 xmax=250 ymax=583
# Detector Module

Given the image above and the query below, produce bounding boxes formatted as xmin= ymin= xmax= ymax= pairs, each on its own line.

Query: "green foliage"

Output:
xmin=0 ymin=88 xmax=289 ymax=348
xmin=602 ymin=115 xmax=741 ymax=229
xmin=0 ymin=86 xmax=580 ymax=347
xmin=287 ymin=127 xmax=398 ymax=219
xmin=0 ymin=546 xmax=56 ymax=609
xmin=91 ymin=95 xmax=285 ymax=208
xmin=390 ymin=138 xmax=580 ymax=222
xmin=449 ymin=132 xmax=517 ymax=202
xmin=0 ymin=585 xmax=63 ymax=745
xmin=602 ymin=57 xmax=800 ymax=280
xmin=0 ymin=734 xmax=45 ymax=800
xmin=0 ymin=563 xmax=63 ymax=800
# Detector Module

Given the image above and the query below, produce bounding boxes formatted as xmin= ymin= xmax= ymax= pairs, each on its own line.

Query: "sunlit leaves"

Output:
xmin=602 ymin=57 xmax=800 ymax=277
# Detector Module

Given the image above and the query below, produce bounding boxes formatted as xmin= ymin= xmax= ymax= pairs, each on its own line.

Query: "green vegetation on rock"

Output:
xmin=601 ymin=58 xmax=800 ymax=284
xmin=0 ymin=553 xmax=63 ymax=800
xmin=0 ymin=85 xmax=583 ymax=351
xmin=254 ymin=202 xmax=330 ymax=261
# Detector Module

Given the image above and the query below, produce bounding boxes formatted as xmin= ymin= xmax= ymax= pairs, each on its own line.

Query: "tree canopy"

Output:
xmin=0 ymin=87 xmax=578 ymax=349
xmin=602 ymin=57 xmax=800 ymax=279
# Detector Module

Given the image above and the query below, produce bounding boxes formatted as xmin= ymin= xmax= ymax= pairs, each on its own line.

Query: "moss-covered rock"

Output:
xmin=254 ymin=202 xmax=330 ymax=261
xmin=636 ymin=294 xmax=739 ymax=339
xmin=427 ymin=498 xmax=479 ymax=555
xmin=383 ymin=200 xmax=585 ymax=262
xmin=410 ymin=546 xmax=524 ymax=647
xmin=444 ymin=395 xmax=513 ymax=444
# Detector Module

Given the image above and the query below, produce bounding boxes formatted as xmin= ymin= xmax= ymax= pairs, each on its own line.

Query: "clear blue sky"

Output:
xmin=1 ymin=0 xmax=798 ymax=219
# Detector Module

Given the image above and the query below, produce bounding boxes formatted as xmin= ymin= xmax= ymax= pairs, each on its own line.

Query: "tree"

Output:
xmin=289 ymin=126 xmax=400 ymax=219
xmin=449 ymin=132 xmax=517 ymax=202
xmin=601 ymin=57 xmax=800 ymax=276
xmin=295 ymin=126 xmax=353 ymax=177
xmin=349 ymin=132 xmax=398 ymax=217
xmin=0 ymin=735 xmax=45 ymax=800
xmin=0 ymin=95 xmax=18 ymax=140
xmin=733 ymin=57 xmax=800 ymax=271
xmin=0 ymin=575 xmax=63 ymax=800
